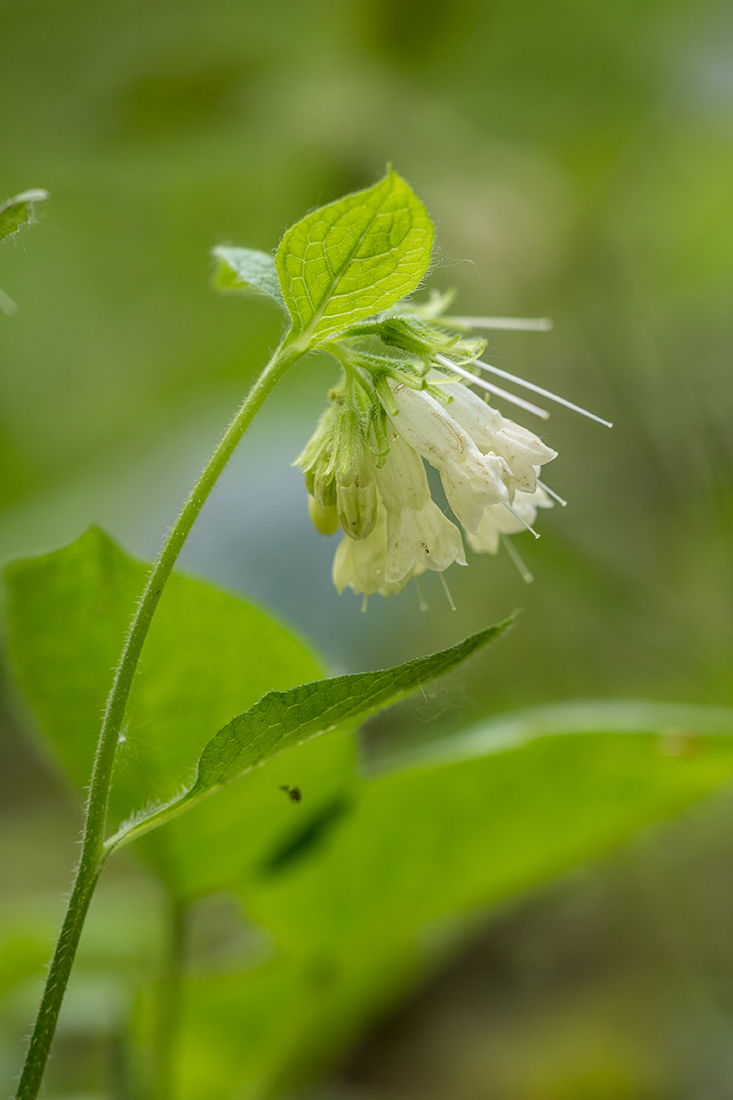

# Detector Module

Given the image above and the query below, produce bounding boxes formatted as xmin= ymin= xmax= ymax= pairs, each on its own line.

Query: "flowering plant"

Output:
xmin=6 ymin=171 xmax=733 ymax=1100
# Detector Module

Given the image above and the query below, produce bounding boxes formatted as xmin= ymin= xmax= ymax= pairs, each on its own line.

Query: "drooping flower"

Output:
xmin=437 ymin=379 xmax=557 ymax=493
xmin=296 ymin=292 xmax=611 ymax=602
xmin=386 ymin=381 xmax=514 ymax=534
xmin=332 ymin=501 xmax=423 ymax=597
xmin=375 ymin=426 xmax=466 ymax=582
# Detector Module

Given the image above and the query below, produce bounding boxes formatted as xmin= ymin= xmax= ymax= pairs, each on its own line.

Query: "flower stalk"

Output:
xmin=14 ymin=339 xmax=302 ymax=1100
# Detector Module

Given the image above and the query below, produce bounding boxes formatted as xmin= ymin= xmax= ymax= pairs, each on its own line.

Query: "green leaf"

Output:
xmin=3 ymin=527 xmax=333 ymax=896
xmin=106 ymin=618 xmax=514 ymax=850
xmin=0 ymin=189 xmax=49 ymax=243
xmin=276 ymin=168 xmax=434 ymax=344
xmin=211 ymin=245 xmax=286 ymax=310
xmin=186 ymin=703 xmax=733 ymax=1099
xmin=372 ymin=698 xmax=733 ymax=773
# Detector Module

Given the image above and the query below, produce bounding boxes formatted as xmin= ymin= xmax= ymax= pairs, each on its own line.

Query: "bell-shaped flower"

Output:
xmin=375 ymin=428 xmax=466 ymax=583
xmin=387 ymin=382 xmax=514 ymax=534
xmin=467 ymin=486 xmax=554 ymax=555
xmin=439 ymin=380 xmax=556 ymax=492
xmin=332 ymin=502 xmax=416 ymax=597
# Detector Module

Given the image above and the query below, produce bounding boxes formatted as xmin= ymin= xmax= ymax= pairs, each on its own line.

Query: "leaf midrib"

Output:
xmin=296 ymin=184 xmax=396 ymax=341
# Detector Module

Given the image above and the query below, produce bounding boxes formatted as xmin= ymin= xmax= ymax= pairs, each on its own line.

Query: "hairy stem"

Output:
xmin=15 ymin=338 xmax=304 ymax=1100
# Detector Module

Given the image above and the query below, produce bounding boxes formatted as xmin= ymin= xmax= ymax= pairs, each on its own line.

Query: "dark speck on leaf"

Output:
xmin=280 ymin=784 xmax=302 ymax=802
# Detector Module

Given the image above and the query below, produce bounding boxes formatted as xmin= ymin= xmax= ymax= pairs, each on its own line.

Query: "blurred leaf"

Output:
xmin=374 ymin=698 xmax=733 ymax=772
xmin=179 ymin=707 xmax=733 ymax=1099
xmin=0 ymin=928 xmax=51 ymax=999
xmin=108 ymin=619 xmax=514 ymax=850
xmin=276 ymin=168 xmax=433 ymax=343
xmin=211 ymin=245 xmax=286 ymax=310
xmin=3 ymin=526 xmax=336 ymax=897
xmin=0 ymin=189 xmax=49 ymax=243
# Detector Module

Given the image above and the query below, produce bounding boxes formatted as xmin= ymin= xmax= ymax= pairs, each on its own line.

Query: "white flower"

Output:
xmin=375 ymin=428 xmax=466 ymax=582
xmin=438 ymin=380 xmax=557 ymax=493
xmin=467 ymin=486 xmax=554 ymax=555
xmin=387 ymin=382 xmax=514 ymax=534
xmin=332 ymin=503 xmax=418 ymax=597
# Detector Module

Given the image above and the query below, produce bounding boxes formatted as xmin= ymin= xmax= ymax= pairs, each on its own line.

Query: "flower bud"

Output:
xmin=308 ymin=495 xmax=340 ymax=536
xmin=335 ymin=429 xmax=378 ymax=541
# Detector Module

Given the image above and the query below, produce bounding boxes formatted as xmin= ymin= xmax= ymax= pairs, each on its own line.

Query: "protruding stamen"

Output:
xmin=538 ymin=480 xmax=568 ymax=507
xmin=439 ymin=571 xmax=457 ymax=611
xmin=504 ymin=504 xmax=541 ymax=539
xmin=449 ymin=316 xmax=553 ymax=332
xmin=415 ymin=576 xmax=429 ymax=612
xmin=435 ymin=354 xmax=550 ymax=420
xmin=361 ymin=594 xmax=369 ymax=614
xmin=474 ymin=359 xmax=613 ymax=428
xmin=500 ymin=533 xmax=534 ymax=583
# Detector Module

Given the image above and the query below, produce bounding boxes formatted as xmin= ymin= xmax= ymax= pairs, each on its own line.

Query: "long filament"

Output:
xmin=439 ymin=571 xmax=457 ymax=611
xmin=448 ymin=315 xmax=552 ymax=331
xmin=434 ymin=355 xmax=549 ymax=420
xmin=474 ymin=359 xmax=612 ymax=428
xmin=504 ymin=504 xmax=541 ymax=539
xmin=537 ymin=480 xmax=568 ymax=507
xmin=500 ymin=533 xmax=534 ymax=583
xmin=415 ymin=575 xmax=429 ymax=612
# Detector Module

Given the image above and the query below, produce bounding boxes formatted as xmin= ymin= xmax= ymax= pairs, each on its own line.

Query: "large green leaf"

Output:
xmin=3 ymin=527 xmax=336 ymax=896
xmin=106 ymin=620 xmax=512 ymax=852
xmin=10 ymin=530 xmax=733 ymax=1100
xmin=276 ymin=168 xmax=433 ymax=343
xmin=3 ymin=529 xmax=505 ymax=902
xmin=174 ymin=702 xmax=733 ymax=1100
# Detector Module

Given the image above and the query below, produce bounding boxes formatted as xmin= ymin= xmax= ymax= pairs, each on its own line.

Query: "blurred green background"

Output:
xmin=2 ymin=0 xmax=733 ymax=1096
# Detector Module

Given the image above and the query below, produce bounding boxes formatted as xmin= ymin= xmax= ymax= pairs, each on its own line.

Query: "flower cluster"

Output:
xmin=296 ymin=293 xmax=609 ymax=604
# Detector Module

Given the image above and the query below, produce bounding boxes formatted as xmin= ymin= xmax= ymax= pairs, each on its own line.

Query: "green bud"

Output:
xmin=308 ymin=495 xmax=340 ymax=536
xmin=337 ymin=473 xmax=378 ymax=541
xmin=296 ymin=402 xmax=339 ymax=505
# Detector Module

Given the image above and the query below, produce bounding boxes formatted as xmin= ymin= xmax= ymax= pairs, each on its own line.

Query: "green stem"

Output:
xmin=15 ymin=338 xmax=305 ymax=1100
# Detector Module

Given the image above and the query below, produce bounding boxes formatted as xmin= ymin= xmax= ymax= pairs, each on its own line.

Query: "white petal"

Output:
xmin=375 ymin=430 xmax=431 ymax=512
xmin=440 ymin=380 xmax=557 ymax=492
xmin=384 ymin=501 xmax=466 ymax=582
xmin=374 ymin=430 xmax=467 ymax=581
xmin=332 ymin=504 xmax=412 ymax=596
xmin=387 ymin=383 xmax=513 ymax=533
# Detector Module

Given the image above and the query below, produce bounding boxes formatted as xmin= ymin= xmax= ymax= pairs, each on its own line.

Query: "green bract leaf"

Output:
xmin=107 ymin=618 xmax=514 ymax=851
xmin=211 ymin=245 xmax=286 ymax=310
xmin=0 ymin=188 xmax=49 ymax=243
xmin=276 ymin=168 xmax=433 ymax=344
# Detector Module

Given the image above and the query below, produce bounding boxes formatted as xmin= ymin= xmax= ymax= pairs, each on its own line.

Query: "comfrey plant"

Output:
xmin=218 ymin=178 xmax=610 ymax=606
xmin=8 ymin=170 xmax=625 ymax=1100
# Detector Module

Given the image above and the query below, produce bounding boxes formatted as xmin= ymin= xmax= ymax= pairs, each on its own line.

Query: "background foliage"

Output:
xmin=3 ymin=0 xmax=733 ymax=1097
